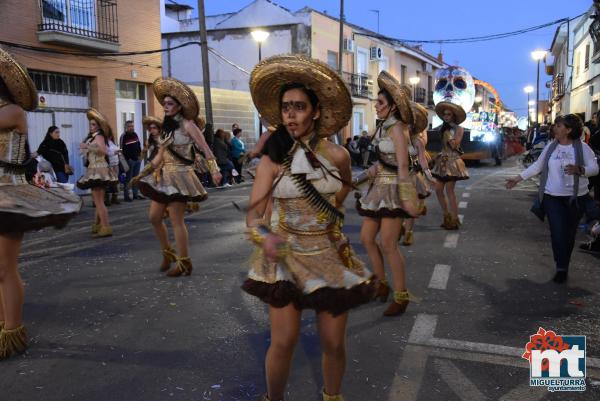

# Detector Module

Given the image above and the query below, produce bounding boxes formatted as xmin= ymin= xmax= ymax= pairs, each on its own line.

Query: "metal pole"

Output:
xmin=258 ymin=42 xmax=262 ymax=136
xmin=338 ymin=0 xmax=344 ymax=76
xmin=527 ymin=92 xmax=530 ymax=130
xmin=197 ymin=0 xmax=213 ymax=125
xmin=535 ymin=59 xmax=540 ymax=130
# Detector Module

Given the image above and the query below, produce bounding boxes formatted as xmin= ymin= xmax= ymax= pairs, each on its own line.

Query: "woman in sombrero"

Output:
xmin=0 ymin=48 xmax=81 ymax=359
xmin=133 ymin=78 xmax=221 ymax=277
xmin=76 ymin=108 xmax=118 ymax=237
xmin=431 ymin=101 xmax=469 ymax=230
xmin=401 ymin=102 xmax=434 ymax=246
xmin=356 ymin=70 xmax=420 ymax=317
xmin=243 ymin=55 xmax=374 ymax=401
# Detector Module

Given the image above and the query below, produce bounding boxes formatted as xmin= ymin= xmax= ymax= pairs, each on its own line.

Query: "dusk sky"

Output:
xmin=179 ymin=0 xmax=590 ymax=117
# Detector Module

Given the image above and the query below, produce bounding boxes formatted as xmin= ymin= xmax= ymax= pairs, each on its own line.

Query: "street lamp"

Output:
xmin=474 ymin=95 xmax=483 ymax=103
xmin=524 ymin=85 xmax=534 ymax=129
xmin=252 ymin=30 xmax=270 ymax=136
xmin=409 ymin=76 xmax=420 ymax=102
xmin=531 ymin=50 xmax=547 ymax=131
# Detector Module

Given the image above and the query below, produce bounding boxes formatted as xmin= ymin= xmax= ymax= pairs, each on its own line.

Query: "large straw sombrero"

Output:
xmin=86 ymin=108 xmax=111 ymax=135
xmin=0 ymin=47 xmax=38 ymax=111
xmin=142 ymin=115 xmax=163 ymax=129
xmin=435 ymin=102 xmax=467 ymax=125
xmin=377 ymin=71 xmax=414 ymax=125
xmin=249 ymin=54 xmax=352 ymax=137
xmin=411 ymin=102 xmax=429 ymax=134
xmin=153 ymin=77 xmax=199 ymax=120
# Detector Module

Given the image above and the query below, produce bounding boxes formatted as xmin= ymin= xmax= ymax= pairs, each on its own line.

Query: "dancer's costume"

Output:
xmin=76 ymin=109 xmax=118 ymax=190
xmin=0 ymin=48 xmax=81 ymax=359
xmin=431 ymin=103 xmax=469 ymax=182
xmin=243 ymin=55 xmax=374 ymax=323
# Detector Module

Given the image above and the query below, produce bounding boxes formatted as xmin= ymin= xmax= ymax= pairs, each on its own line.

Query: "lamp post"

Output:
xmin=409 ymin=76 xmax=420 ymax=102
xmin=524 ymin=85 xmax=534 ymax=130
xmin=531 ymin=50 xmax=547 ymax=131
xmin=252 ymin=30 xmax=270 ymax=136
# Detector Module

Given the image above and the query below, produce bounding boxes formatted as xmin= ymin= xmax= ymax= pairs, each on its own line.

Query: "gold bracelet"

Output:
xmin=398 ymin=181 xmax=417 ymax=202
xmin=206 ymin=159 xmax=219 ymax=174
xmin=247 ymin=228 xmax=265 ymax=246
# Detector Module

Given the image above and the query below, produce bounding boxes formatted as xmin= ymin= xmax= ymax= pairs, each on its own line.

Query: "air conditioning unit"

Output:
xmin=343 ymin=38 xmax=355 ymax=53
xmin=369 ymin=46 xmax=384 ymax=61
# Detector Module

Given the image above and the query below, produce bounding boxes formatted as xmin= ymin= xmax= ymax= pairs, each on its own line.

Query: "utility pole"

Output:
xmin=338 ymin=0 xmax=344 ymax=77
xmin=197 ymin=0 xmax=213 ymax=126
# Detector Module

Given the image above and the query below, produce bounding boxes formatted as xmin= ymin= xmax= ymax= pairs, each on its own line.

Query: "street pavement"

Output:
xmin=2 ymin=157 xmax=600 ymax=401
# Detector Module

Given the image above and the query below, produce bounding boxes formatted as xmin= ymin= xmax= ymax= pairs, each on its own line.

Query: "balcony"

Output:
xmin=343 ymin=72 xmax=371 ymax=99
xmin=552 ymin=73 xmax=565 ymax=100
xmin=37 ymin=0 xmax=119 ymax=52
xmin=415 ymin=87 xmax=426 ymax=104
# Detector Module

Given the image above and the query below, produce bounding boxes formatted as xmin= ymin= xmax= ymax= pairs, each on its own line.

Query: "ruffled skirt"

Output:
xmin=0 ymin=183 xmax=82 ymax=234
xmin=242 ymin=225 xmax=374 ymax=316
xmin=432 ymin=152 xmax=469 ymax=182
xmin=138 ymin=163 xmax=207 ymax=204
xmin=356 ymin=166 xmax=413 ymax=218
xmin=76 ymin=166 xmax=118 ymax=190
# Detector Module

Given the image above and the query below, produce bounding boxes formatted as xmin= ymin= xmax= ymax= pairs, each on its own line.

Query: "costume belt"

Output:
xmin=278 ymin=222 xmax=333 ymax=236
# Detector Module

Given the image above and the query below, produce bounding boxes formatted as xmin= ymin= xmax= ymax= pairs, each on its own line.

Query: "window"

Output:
xmin=575 ymin=52 xmax=580 ymax=77
xmin=401 ymin=65 xmax=407 ymax=84
xmin=115 ymin=81 xmax=146 ymax=100
xmin=585 ymin=43 xmax=591 ymax=70
xmin=327 ymin=51 xmax=338 ymax=70
xmin=28 ymin=70 xmax=89 ymax=96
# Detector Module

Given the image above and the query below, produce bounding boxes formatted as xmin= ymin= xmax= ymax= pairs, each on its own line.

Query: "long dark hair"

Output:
xmin=378 ymin=88 xmax=403 ymax=121
xmin=0 ymin=78 xmax=14 ymax=103
xmin=42 ymin=125 xmax=59 ymax=142
xmin=262 ymin=83 xmax=319 ymax=164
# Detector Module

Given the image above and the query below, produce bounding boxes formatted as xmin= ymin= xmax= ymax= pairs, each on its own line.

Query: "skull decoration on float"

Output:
xmin=432 ymin=66 xmax=476 ymax=127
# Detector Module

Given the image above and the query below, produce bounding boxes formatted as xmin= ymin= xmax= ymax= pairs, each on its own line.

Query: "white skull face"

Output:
xmin=433 ymin=66 xmax=475 ymax=113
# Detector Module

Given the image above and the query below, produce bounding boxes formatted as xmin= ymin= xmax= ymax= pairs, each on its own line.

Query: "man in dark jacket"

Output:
xmin=120 ymin=120 xmax=143 ymax=201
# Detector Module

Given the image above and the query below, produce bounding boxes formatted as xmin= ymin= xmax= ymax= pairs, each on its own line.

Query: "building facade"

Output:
xmin=161 ymin=0 xmax=446 ymax=140
xmin=0 ymin=0 xmax=163 ymax=181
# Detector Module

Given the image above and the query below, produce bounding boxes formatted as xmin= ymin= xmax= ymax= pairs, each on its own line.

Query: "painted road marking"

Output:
xmin=435 ymin=359 xmax=488 ymax=400
xmin=428 ymin=264 xmax=451 ymax=290
xmin=458 ymin=214 xmax=464 ymax=224
xmin=444 ymin=233 xmax=459 ymax=248
xmin=462 ymin=193 xmax=470 ymax=198
xmin=458 ymin=201 xmax=468 ymax=209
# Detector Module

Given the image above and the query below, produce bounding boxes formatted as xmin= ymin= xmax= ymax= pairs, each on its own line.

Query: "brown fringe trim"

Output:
xmin=241 ymin=278 xmax=376 ymax=317
xmin=0 ymin=211 xmax=77 ymax=234
xmin=138 ymin=181 xmax=208 ymax=204
xmin=0 ymin=325 xmax=28 ymax=360
xmin=355 ymin=199 xmax=412 ymax=219
xmin=431 ymin=174 xmax=469 ymax=182
xmin=76 ymin=179 xmax=115 ymax=190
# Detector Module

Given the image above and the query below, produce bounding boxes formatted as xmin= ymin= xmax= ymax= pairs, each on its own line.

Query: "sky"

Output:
xmin=177 ymin=0 xmax=590 ymax=116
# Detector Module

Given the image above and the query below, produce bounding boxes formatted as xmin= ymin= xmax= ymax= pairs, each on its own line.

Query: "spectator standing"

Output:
xmin=358 ymin=130 xmax=371 ymax=169
xmin=348 ymin=135 xmax=361 ymax=166
xmin=590 ymin=112 xmax=600 ymax=203
xmin=213 ymin=129 xmax=233 ymax=187
xmin=120 ymin=120 xmax=143 ymax=201
xmin=231 ymin=127 xmax=246 ymax=183
xmin=105 ymin=128 xmax=121 ymax=206
xmin=506 ymin=114 xmax=599 ymax=283
xmin=37 ymin=125 xmax=70 ymax=183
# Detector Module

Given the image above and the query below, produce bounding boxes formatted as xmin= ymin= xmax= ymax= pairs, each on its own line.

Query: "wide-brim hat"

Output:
xmin=249 ymin=54 xmax=352 ymax=137
xmin=142 ymin=115 xmax=163 ymax=129
xmin=377 ymin=71 xmax=414 ymax=125
xmin=411 ymin=102 xmax=429 ymax=134
xmin=0 ymin=47 xmax=38 ymax=111
xmin=86 ymin=108 xmax=111 ymax=135
xmin=153 ymin=77 xmax=199 ymax=120
xmin=435 ymin=101 xmax=467 ymax=125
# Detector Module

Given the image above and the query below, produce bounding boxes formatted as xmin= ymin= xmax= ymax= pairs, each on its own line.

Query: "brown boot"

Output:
xmin=166 ymin=256 xmax=193 ymax=277
xmin=445 ymin=215 xmax=459 ymax=230
xmin=94 ymin=226 xmax=113 ymax=238
xmin=402 ymin=230 xmax=414 ymax=246
xmin=91 ymin=223 xmax=100 ymax=234
xmin=160 ymin=245 xmax=177 ymax=272
xmin=373 ymin=278 xmax=390 ymax=302
xmin=440 ymin=213 xmax=452 ymax=228
xmin=0 ymin=325 xmax=28 ymax=360
xmin=111 ymin=193 xmax=120 ymax=205
xmin=322 ymin=390 xmax=345 ymax=401
xmin=383 ymin=291 xmax=410 ymax=317
xmin=420 ymin=204 xmax=427 ymax=216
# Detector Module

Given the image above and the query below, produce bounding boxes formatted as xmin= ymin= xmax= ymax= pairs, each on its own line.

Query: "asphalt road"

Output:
xmin=2 ymin=158 xmax=600 ymax=401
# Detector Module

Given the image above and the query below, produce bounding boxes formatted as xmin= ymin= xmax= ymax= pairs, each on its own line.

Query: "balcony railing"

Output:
xmin=38 ymin=0 xmax=119 ymax=46
xmin=343 ymin=72 xmax=371 ymax=99
xmin=552 ymin=73 xmax=565 ymax=100
xmin=415 ymin=87 xmax=427 ymax=104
